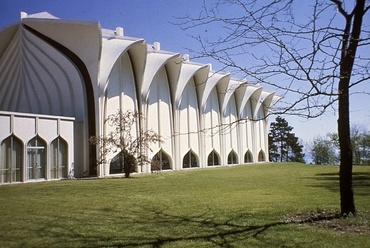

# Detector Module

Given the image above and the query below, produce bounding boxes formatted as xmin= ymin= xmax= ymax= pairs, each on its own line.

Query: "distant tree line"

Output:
xmin=268 ymin=117 xmax=370 ymax=165
xmin=309 ymin=124 xmax=370 ymax=165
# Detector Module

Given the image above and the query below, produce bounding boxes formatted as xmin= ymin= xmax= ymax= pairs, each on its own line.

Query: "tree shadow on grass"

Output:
xmin=22 ymin=207 xmax=289 ymax=247
xmin=3 ymin=204 xmax=354 ymax=247
xmin=100 ymin=207 xmax=355 ymax=247
xmin=119 ymin=207 xmax=286 ymax=247
xmin=306 ymin=171 xmax=370 ymax=196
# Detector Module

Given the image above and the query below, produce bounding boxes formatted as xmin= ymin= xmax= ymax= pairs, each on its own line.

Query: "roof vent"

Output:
xmin=153 ymin=42 xmax=160 ymax=50
xmin=182 ymin=54 xmax=190 ymax=62
xmin=115 ymin=27 xmax=124 ymax=36
xmin=20 ymin=12 xmax=28 ymax=20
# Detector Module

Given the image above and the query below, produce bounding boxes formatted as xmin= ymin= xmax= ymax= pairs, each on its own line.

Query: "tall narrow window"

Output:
xmin=183 ymin=150 xmax=198 ymax=168
xmin=1 ymin=135 xmax=23 ymax=183
xmin=258 ymin=151 xmax=266 ymax=162
xmin=207 ymin=150 xmax=220 ymax=166
xmin=227 ymin=150 xmax=238 ymax=164
xmin=27 ymin=136 xmax=46 ymax=180
xmin=244 ymin=150 xmax=253 ymax=163
xmin=50 ymin=137 xmax=68 ymax=179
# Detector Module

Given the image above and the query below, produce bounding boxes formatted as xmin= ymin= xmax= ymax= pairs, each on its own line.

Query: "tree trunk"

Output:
xmin=338 ymin=80 xmax=355 ymax=215
xmin=336 ymin=0 xmax=366 ymax=216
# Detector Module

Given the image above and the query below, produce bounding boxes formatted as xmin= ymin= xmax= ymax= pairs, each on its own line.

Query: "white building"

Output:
xmin=0 ymin=12 xmax=279 ymax=184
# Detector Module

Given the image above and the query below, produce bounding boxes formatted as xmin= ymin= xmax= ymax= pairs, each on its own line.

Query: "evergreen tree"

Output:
xmin=268 ymin=116 xmax=305 ymax=163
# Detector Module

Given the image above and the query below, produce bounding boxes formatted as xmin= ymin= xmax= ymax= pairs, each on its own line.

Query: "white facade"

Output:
xmin=0 ymin=111 xmax=74 ymax=183
xmin=0 ymin=12 xmax=279 ymax=183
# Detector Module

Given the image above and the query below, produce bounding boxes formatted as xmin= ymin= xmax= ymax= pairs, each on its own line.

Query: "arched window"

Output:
xmin=227 ymin=150 xmax=238 ymax=164
xmin=27 ymin=136 xmax=46 ymax=180
xmin=109 ymin=151 xmax=137 ymax=175
xmin=1 ymin=135 xmax=23 ymax=183
xmin=244 ymin=150 xmax=253 ymax=163
xmin=110 ymin=152 xmax=124 ymax=174
xmin=50 ymin=137 xmax=68 ymax=179
xmin=258 ymin=150 xmax=266 ymax=162
xmin=207 ymin=150 xmax=220 ymax=166
xmin=151 ymin=150 xmax=171 ymax=171
xmin=183 ymin=150 xmax=198 ymax=168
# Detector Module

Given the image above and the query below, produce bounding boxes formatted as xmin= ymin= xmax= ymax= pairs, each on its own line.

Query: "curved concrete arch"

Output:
xmin=201 ymin=72 xmax=231 ymax=166
xmin=99 ymin=37 xmax=146 ymax=95
xmin=265 ymin=95 xmax=283 ymax=116
xmin=21 ymin=22 xmax=99 ymax=176
xmin=22 ymin=17 xmax=102 ymax=88
xmin=0 ymin=24 xmax=19 ymax=57
xmin=254 ymin=91 xmax=275 ymax=119
xmin=232 ymin=79 xmax=249 ymax=118
xmin=141 ymin=52 xmax=181 ymax=104
xmin=238 ymin=85 xmax=262 ymax=119
xmin=22 ymin=30 xmax=79 ymax=117
xmin=100 ymin=41 xmax=147 ymax=175
xmin=221 ymin=85 xmax=239 ymax=165
xmin=141 ymin=50 xmax=181 ymax=173
xmin=104 ymin=52 xmax=139 ymax=116
xmin=248 ymin=87 xmax=263 ymax=120
xmin=174 ymin=62 xmax=209 ymax=108
xmin=237 ymin=86 xmax=262 ymax=164
xmin=220 ymin=79 xmax=242 ymax=117
xmin=146 ymin=66 xmax=174 ymax=163
xmin=201 ymin=71 xmax=230 ymax=113
xmin=175 ymin=63 xmax=210 ymax=167
xmin=253 ymin=91 xmax=275 ymax=163
xmin=0 ymin=26 xmax=85 ymax=120
xmin=177 ymin=76 xmax=201 ymax=158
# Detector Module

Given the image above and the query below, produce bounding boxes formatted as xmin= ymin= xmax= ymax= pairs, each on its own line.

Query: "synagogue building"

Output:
xmin=0 ymin=12 xmax=279 ymax=184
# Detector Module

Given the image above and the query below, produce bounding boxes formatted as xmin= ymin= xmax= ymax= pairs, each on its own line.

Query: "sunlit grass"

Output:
xmin=0 ymin=163 xmax=369 ymax=247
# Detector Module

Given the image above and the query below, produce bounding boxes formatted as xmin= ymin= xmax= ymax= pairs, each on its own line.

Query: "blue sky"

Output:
xmin=0 ymin=0 xmax=203 ymax=57
xmin=1 ymin=0 xmax=370 ymax=150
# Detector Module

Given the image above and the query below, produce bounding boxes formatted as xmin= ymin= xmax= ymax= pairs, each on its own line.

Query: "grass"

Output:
xmin=0 ymin=162 xmax=369 ymax=247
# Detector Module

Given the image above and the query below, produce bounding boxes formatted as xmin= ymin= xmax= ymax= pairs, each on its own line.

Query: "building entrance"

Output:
xmin=27 ymin=138 xmax=46 ymax=180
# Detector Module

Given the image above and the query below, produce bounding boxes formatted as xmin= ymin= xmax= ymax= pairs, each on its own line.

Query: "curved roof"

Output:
xmin=22 ymin=16 xmax=102 ymax=88
xmin=201 ymin=71 xmax=230 ymax=113
xmin=238 ymin=85 xmax=262 ymax=118
xmin=141 ymin=51 xmax=181 ymax=104
xmin=0 ymin=24 xmax=85 ymax=119
xmin=254 ymin=91 xmax=275 ymax=119
xmin=99 ymin=37 xmax=146 ymax=95
xmin=220 ymin=78 xmax=242 ymax=116
xmin=174 ymin=62 xmax=209 ymax=108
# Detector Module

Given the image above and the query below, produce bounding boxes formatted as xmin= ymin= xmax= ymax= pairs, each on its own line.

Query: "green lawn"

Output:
xmin=0 ymin=163 xmax=369 ymax=247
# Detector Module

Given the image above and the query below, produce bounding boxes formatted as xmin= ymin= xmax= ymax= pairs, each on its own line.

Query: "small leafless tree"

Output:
xmin=89 ymin=110 xmax=162 ymax=178
xmin=178 ymin=0 xmax=370 ymax=215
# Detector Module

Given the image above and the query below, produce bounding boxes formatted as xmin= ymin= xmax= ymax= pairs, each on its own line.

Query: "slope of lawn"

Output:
xmin=0 ymin=163 xmax=369 ymax=247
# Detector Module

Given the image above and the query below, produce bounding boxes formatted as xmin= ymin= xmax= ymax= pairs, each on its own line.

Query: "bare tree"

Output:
xmin=178 ymin=0 xmax=370 ymax=215
xmin=89 ymin=110 xmax=162 ymax=178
